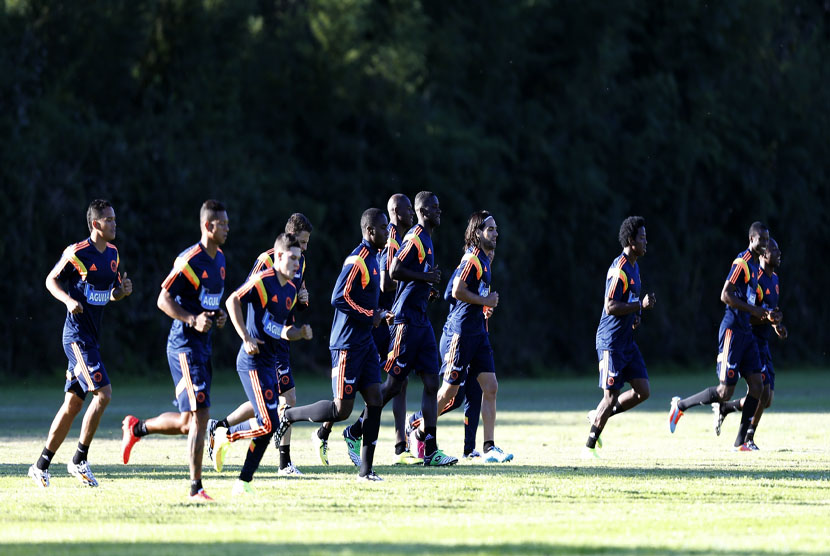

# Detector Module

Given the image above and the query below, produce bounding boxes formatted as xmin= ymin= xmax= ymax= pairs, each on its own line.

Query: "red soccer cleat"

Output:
xmin=121 ymin=415 xmax=140 ymax=464
xmin=188 ymin=488 xmax=214 ymax=502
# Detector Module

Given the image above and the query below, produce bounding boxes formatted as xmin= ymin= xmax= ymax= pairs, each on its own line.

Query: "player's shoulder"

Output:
xmin=175 ymin=242 xmax=203 ymax=261
xmin=63 ymin=238 xmax=91 ymax=256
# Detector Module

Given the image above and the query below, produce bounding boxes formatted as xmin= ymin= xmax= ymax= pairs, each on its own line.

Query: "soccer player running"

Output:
xmin=219 ymin=233 xmax=313 ymax=496
xmin=208 ymin=213 xmax=313 ymax=475
xmin=584 ymin=216 xmax=656 ymax=459
xmin=273 ymin=208 xmax=389 ymax=481
xmin=29 ymin=200 xmax=133 ymax=488
xmin=312 ymin=194 xmax=418 ymax=465
xmin=121 ymin=200 xmax=229 ymax=501
xmin=340 ymin=192 xmax=457 ymax=467
xmin=714 ymin=237 xmax=787 ymax=448
xmin=406 ymin=210 xmax=510 ymax=463
xmin=669 ymin=222 xmax=781 ymax=451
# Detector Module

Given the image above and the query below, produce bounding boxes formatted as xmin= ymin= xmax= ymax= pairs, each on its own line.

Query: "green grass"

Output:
xmin=1 ymin=371 xmax=828 ymax=555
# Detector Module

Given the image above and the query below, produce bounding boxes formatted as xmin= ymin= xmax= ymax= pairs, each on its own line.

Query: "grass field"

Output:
xmin=1 ymin=370 xmax=828 ymax=555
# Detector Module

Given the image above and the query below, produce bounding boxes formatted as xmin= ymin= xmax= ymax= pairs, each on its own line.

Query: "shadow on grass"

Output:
xmin=2 ymin=463 xmax=827 ymax=482
xmin=0 ymin=542 xmax=822 ymax=556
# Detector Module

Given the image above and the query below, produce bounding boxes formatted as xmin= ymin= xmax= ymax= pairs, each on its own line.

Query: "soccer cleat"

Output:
xmin=423 ymin=449 xmax=458 ymax=467
xmin=232 ymin=479 xmax=255 ymax=497
xmin=206 ymin=418 xmax=219 ymax=461
xmin=357 ymin=470 xmax=384 ymax=482
xmin=67 ymin=460 xmax=99 ymax=487
xmin=408 ymin=427 xmax=425 ymax=460
xmin=483 ymin=446 xmax=514 ymax=463
xmin=733 ymin=442 xmax=756 ymax=452
xmin=121 ymin=415 xmax=140 ymax=464
xmin=394 ymin=450 xmax=423 ymax=465
xmin=188 ymin=488 xmax=214 ymax=502
xmin=586 ymin=409 xmax=603 ymax=449
xmin=28 ymin=465 xmax=51 ymax=488
xmin=464 ymin=449 xmax=482 ymax=460
xmin=213 ymin=436 xmax=231 ymax=473
xmin=343 ymin=429 xmax=362 ymax=467
xmin=744 ymin=440 xmax=760 ymax=451
xmin=712 ymin=402 xmax=726 ymax=436
xmin=314 ymin=430 xmax=329 ymax=466
xmin=668 ymin=396 xmax=683 ymax=433
xmin=273 ymin=405 xmax=292 ymax=448
xmin=581 ymin=446 xmax=600 ymax=460
xmin=277 ymin=463 xmax=304 ymax=477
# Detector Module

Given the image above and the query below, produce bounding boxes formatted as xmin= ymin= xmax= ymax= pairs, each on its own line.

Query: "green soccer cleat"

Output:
xmin=483 ymin=446 xmax=514 ymax=463
xmin=232 ymin=479 xmax=255 ymax=497
xmin=313 ymin=429 xmax=329 ymax=466
xmin=582 ymin=446 xmax=601 ymax=460
xmin=394 ymin=450 xmax=423 ymax=465
xmin=213 ymin=436 xmax=231 ymax=473
xmin=343 ymin=429 xmax=362 ymax=467
xmin=423 ymin=449 xmax=458 ymax=467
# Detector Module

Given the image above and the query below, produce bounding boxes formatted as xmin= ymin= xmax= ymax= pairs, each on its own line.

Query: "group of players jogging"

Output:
xmin=27 ymin=197 xmax=786 ymax=500
xmin=28 ymin=192 xmax=514 ymax=499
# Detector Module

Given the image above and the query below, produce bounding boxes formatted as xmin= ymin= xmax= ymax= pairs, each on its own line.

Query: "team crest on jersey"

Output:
xmin=110 ymin=260 xmax=117 ymax=272
xmin=286 ymin=297 xmax=293 ymax=311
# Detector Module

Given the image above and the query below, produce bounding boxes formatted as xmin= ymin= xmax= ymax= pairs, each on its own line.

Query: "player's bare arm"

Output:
xmin=721 ymin=281 xmax=768 ymax=320
xmin=452 ymin=278 xmax=499 ymax=308
xmin=157 ymin=288 xmax=213 ymax=333
xmin=225 ymin=294 xmax=263 ymax=354
xmin=605 ymin=292 xmax=655 ymax=316
xmin=389 ymin=257 xmax=441 ymax=284
xmin=111 ymin=271 xmax=133 ymax=301
xmin=45 ymin=272 xmax=84 ymax=314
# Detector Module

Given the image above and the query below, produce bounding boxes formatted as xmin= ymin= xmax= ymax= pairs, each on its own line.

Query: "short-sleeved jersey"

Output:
xmin=329 ymin=239 xmax=380 ymax=350
xmin=161 ymin=243 xmax=226 ymax=357
xmin=377 ymin=222 xmax=403 ymax=311
xmin=753 ymin=267 xmax=780 ymax=345
xmin=233 ymin=268 xmax=298 ymax=371
xmin=391 ymin=224 xmax=435 ymax=326
xmin=721 ymin=249 xmax=760 ymax=333
xmin=48 ymin=239 xmax=121 ymax=347
xmin=443 ymin=247 xmax=492 ymax=336
xmin=596 ymin=253 xmax=641 ymax=351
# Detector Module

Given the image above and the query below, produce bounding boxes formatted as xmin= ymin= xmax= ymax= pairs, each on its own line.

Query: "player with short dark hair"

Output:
xmin=312 ymin=195 xmax=419 ymax=465
xmin=340 ymin=192 xmax=457 ymax=467
xmin=28 ymin=200 xmax=133 ymax=488
xmin=121 ymin=199 xmax=229 ymax=501
xmin=714 ymin=237 xmax=787 ymax=447
xmin=669 ymin=222 xmax=781 ymax=451
xmin=273 ymin=208 xmax=389 ymax=481
xmin=583 ymin=216 xmax=656 ymax=459
xmin=407 ymin=210 xmax=510 ymax=462
xmin=218 ymin=233 xmax=313 ymax=495
xmin=207 ymin=213 xmax=313 ymax=475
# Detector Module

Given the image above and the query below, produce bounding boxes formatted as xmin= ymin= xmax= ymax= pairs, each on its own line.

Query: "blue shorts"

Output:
xmin=167 ymin=350 xmax=212 ymax=412
xmin=275 ymin=359 xmax=295 ymax=395
xmin=372 ymin=323 xmax=391 ymax=362
xmin=64 ymin=341 xmax=110 ymax=400
xmin=716 ymin=327 xmax=761 ymax=386
xmin=440 ymin=331 xmax=495 ymax=385
xmin=384 ymin=322 xmax=440 ymax=378
xmin=597 ymin=344 xmax=648 ymax=391
xmin=228 ymin=367 xmax=280 ymax=442
xmin=331 ymin=342 xmax=382 ymax=400
xmin=758 ymin=342 xmax=775 ymax=391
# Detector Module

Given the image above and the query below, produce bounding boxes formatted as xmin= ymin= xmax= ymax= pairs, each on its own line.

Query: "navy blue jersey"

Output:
xmin=329 ymin=239 xmax=380 ymax=350
xmin=596 ymin=253 xmax=641 ymax=351
xmin=161 ymin=243 xmax=226 ymax=358
xmin=391 ymin=224 xmax=435 ymax=326
xmin=721 ymin=249 xmax=760 ymax=333
xmin=377 ymin=222 xmax=403 ymax=311
xmin=48 ymin=239 xmax=121 ymax=347
xmin=753 ymin=268 xmax=780 ymax=345
xmin=233 ymin=268 xmax=298 ymax=371
xmin=248 ymin=248 xmax=306 ymax=360
xmin=443 ymin=247 xmax=491 ymax=336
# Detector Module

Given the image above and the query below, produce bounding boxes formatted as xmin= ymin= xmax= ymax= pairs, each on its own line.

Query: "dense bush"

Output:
xmin=2 ymin=0 xmax=827 ymax=379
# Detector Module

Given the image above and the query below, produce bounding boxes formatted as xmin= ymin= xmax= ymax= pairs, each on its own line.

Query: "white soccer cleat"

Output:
xmin=28 ymin=465 xmax=51 ymax=488
xmin=483 ymin=446 xmax=514 ymax=463
xmin=67 ymin=460 xmax=99 ymax=487
xmin=277 ymin=462 xmax=304 ymax=477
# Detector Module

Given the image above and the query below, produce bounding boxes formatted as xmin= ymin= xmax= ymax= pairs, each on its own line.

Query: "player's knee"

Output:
xmin=95 ymin=389 xmax=112 ymax=406
xmin=281 ymin=390 xmax=297 ymax=406
xmin=636 ymin=385 xmax=650 ymax=401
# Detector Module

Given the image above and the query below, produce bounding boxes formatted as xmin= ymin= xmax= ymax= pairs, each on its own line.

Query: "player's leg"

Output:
xmin=276 ymin=387 xmax=298 ymax=474
xmin=30 ymin=387 xmax=84 ymax=487
xmin=587 ymin=350 xmax=624 ymax=453
xmin=391 ymin=379 xmax=409 ymax=455
xmin=746 ymin=383 xmax=771 ymax=445
xmin=356 ymin=347 xmax=383 ymax=479
xmin=188 ymin=407 xmax=211 ymax=498
xmin=734 ymin=371 xmax=762 ymax=449
xmin=216 ymin=401 xmax=254 ymax=430
xmin=478 ymin=371 xmax=511 ymax=462
xmin=346 ymin=367 xmax=406 ymax=440
xmin=461 ymin=377 xmax=482 ymax=457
